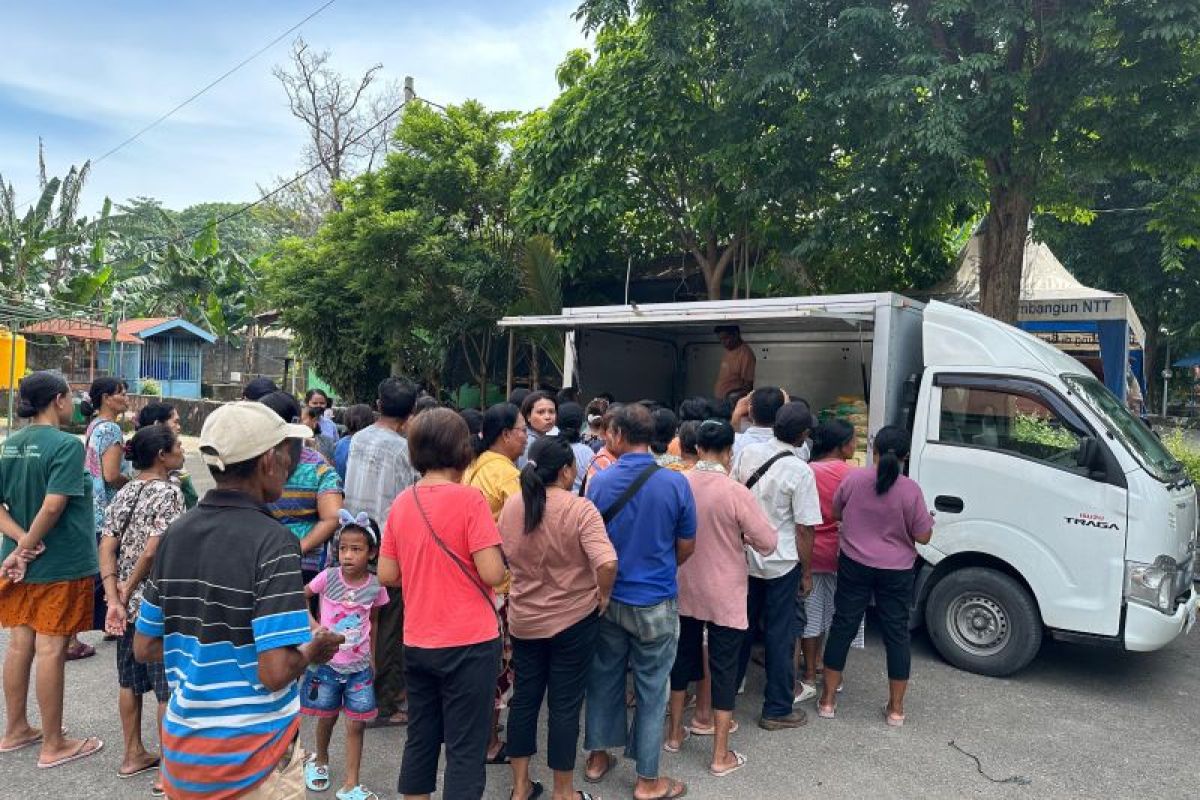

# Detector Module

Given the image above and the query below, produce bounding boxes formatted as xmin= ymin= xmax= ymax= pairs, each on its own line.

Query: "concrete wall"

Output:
xmin=126 ymin=394 xmax=225 ymax=437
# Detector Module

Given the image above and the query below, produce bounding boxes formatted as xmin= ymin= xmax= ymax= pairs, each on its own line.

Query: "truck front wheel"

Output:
xmin=924 ymin=567 xmax=1042 ymax=677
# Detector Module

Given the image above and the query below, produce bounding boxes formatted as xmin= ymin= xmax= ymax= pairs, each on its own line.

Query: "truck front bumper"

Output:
xmin=1124 ymin=591 xmax=1196 ymax=652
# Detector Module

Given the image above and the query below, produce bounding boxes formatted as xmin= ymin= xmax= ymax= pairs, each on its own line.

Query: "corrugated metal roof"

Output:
xmin=20 ymin=319 xmax=142 ymax=344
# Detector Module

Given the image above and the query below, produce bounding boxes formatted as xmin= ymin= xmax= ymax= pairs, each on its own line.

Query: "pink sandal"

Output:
xmin=883 ymin=706 xmax=906 ymax=727
xmin=816 ymin=703 xmax=836 ymax=719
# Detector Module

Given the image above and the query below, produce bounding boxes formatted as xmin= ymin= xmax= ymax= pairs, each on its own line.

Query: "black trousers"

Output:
xmin=824 ymin=553 xmax=915 ymax=680
xmin=398 ymin=637 xmax=501 ymax=799
xmin=507 ymin=611 xmax=599 ymax=772
xmin=670 ymin=615 xmax=743 ymax=711
xmin=374 ymin=589 xmax=406 ymax=716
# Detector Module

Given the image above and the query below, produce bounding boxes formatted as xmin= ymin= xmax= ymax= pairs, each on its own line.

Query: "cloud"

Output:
xmin=0 ymin=0 xmax=588 ymax=213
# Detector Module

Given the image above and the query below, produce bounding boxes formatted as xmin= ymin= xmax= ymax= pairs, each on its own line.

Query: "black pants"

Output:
xmin=670 ymin=616 xmax=743 ymax=711
xmin=507 ymin=611 xmax=599 ymax=772
xmin=398 ymin=637 xmax=501 ymax=799
xmin=735 ymin=566 xmax=801 ymax=719
xmin=374 ymin=590 xmax=406 ymax=716
xmin=824 ymin=553 xmax=915 ymax=680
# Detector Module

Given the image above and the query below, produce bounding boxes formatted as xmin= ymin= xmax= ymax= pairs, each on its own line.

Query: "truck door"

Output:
xmin=911 ymin=373 xmax=1128 ymax=636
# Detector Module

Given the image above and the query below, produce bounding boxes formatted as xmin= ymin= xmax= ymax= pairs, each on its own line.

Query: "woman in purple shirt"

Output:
xmin=816 ymin=426 xmax=933 ymax=727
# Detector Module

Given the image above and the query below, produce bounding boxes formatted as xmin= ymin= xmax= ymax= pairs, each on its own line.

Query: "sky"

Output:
xmin=0 ymin=0 xmax=589 ymax=214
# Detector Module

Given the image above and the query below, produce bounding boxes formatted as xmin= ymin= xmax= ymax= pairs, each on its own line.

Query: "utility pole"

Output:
xmin=403 ymin=76 xmax=415 ymax=104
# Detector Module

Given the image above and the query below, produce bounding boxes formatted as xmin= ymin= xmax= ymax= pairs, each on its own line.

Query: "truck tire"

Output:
xmin=924 ymin=567 xmax=1042 ymax=677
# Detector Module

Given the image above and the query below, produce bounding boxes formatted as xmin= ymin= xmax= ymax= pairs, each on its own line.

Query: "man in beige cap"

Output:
xmin=133 ymin=402 xmax=344 ymax=799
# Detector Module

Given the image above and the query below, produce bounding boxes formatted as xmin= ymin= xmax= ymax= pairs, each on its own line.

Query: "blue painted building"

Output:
xmin=101 ymin=317 xmax=218 ymax=399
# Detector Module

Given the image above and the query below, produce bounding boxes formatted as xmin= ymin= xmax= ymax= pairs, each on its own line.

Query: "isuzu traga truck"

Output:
xmin=500 ymin=293 xmax=1197 ymax=675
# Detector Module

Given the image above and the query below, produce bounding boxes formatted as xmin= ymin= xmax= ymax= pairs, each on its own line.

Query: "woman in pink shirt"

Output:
xmin=666 ymin=419 xmax=776 ymax=778
xmin=499 ymin=436 xmax=617 ymax=800
xmin=797 ymin=420 xmax=864 ymax=699
xmin=817 ymin=426 xmax=933 ymax=728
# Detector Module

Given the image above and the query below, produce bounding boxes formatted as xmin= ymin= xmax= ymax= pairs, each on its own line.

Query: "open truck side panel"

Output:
xmin=500 ymin=293 xmax=1198 ymax=677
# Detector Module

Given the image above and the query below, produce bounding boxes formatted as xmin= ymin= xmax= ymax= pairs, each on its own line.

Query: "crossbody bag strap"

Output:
xmin=411 ymin=486 xmax=501 ymax=632
xmin=600 ymin=464 xmax=661 ymax=524
xmin=744 ymin=451 xmax=795 ymax=490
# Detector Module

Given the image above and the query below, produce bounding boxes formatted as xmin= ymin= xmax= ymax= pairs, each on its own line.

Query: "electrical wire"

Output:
xmin=12 ymin=0 xmax=339 ymax=212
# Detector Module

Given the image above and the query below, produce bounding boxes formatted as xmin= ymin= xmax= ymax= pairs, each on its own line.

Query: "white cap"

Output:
xmin=199 ymin=401 xmax=312 ymax=471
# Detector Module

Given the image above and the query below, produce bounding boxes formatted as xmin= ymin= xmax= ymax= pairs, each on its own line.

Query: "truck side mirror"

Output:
xmin=1075 ymin=436 xmax=1106 ymax=480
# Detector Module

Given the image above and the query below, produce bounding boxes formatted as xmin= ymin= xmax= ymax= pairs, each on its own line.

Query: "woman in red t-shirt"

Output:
xmin=379 ymin=409 xmax=506 ymax=800
xmin=797 ymin=420 xmax=864 ymax=697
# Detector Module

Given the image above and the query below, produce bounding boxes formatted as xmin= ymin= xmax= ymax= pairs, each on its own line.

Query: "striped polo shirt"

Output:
xmin=136 ymin=489 xmax=313 ymax=799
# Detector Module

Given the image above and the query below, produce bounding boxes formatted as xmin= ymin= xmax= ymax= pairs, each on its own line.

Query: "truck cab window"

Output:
xmin=938 ymin=384 xmax=1087 ymax=470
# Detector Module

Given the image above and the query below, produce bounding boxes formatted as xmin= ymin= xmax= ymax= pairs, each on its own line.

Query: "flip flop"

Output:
xmin=37 ymin=736 xmax=104 ymax=769
xmin=709 ymin=750 xmax=748 ymax=778
xmin=883 ymin=706 xmax=906 ymax=727
xmin=1 ymin=728 xmax=69 ymax=754
xmin=577 ymin=793 xmax=598 ymax=800
xmin=150 ymin=785 xmax=165 ymax=797
xmin=366 ymin=710 xmax=408 ymax=728
xmin=686 ymin=719 xmax=738 ymax=736
xmin=816 ymin=703 xmax=836 ymax=719
xmin=634 ymin=778 xmax=687 ymax=799
xmin=335 ymin=785 xmax=381 ymax=800
xmin=509 ymin=781 xmax=544 ymax=800
xmin=66 ymin=642 xmax=95 ymax=661
xmin=584 ymin=752 xmax=617 ymax=784
xmin=118 ymin=757 xmax=162 ymax=778
xmin=662 ymin=728 xmax=690 ymax=753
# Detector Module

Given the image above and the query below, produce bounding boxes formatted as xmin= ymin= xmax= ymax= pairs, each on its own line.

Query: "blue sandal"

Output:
xmin=335 ymin=786 xmax=379 ymax=800
xmin=304 ymin=755 xmax=330 ymax=792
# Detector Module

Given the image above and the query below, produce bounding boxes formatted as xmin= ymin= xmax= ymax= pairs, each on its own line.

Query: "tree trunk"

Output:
xmin=978 ymin=185 xmax=1033 ymax=323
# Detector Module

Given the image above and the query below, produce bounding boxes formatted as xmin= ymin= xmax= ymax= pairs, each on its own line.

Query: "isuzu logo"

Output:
xmin=1064 ymin=513 xmax=1120 ymax=530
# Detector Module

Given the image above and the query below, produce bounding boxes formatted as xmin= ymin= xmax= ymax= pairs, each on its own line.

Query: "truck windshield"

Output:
xmin=1063 ymin=375 xmax=1183 ymax=484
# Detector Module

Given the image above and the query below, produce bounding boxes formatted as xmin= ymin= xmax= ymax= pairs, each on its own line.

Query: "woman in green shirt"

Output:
xmin=0 ymin=371 xmax=105 ymax=768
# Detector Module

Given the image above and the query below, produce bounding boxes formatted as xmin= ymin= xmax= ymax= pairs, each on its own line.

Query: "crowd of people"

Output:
xmin=0 ymin=361 xmax=935 ymax=800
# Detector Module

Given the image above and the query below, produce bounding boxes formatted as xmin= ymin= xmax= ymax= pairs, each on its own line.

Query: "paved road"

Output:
xmin=2 ymin=447 xmax=1196 ymax=798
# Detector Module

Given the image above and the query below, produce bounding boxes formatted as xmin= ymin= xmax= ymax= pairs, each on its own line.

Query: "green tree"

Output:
xmin=264 ymin=101 xmax=524 ymax=399
xmin=754 ymin=0 xmax=1200 ymax=322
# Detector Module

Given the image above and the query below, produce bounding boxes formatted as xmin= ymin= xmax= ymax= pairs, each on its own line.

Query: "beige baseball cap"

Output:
xmin=199 ymin=401 xmax=312 ymax=471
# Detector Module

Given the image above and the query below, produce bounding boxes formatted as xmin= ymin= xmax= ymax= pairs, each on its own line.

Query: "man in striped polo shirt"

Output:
xmin=134 ymin=402 xmax=344 ymax=799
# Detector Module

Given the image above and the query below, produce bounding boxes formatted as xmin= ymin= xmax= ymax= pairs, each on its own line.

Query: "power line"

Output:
xmin=161 ymin=94 xmax=445 ymax=247
xmin=13 ymin=0 xmax=339 ymax=211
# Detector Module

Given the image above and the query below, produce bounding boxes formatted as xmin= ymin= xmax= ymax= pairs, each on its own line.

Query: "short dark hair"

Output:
xmin=378 ymin=377 xmax=418 ymax=419
xmin=678 ymin=396 xmax=714 ymax=422
xmin=137 ymin=401 xmax=175 ymax=428
xmin=556 ymin=386 xmax=581 ymax=406
xmin=696 ymin=418 xmax=735 ymax=452
xmin=507 ymin=387 xmax=531 ymax=408
xmin=609 ymin=402 xmax=654 ymax=445
xmin=714 ymin=325 xmax=740 ymax=336
xmin=773 ymin=401 xmax=814 ymax=445
xmin=750 ymin=386 xmax=786 ymax=426
xmin=408 ymin=408 xmax=475 ymax=474
xmin=128 ymin=425 xmax=178 ymax=470
xmin=520 ymin=391 xmax=557 ymax=424
xmin=243 ymin=377 xmax=278 ymax=401
xmin=413 ymin=395 xmax=440 ymax=416
xmin=650 ymin=408 xmax=678 ymax=455
xmin=17 ymin=371 xmax=69 ymax=418
xmin=260 ymin=391 xmax=301 ymax=424
xmin=343 ymin=403 xmax=376 ymax=435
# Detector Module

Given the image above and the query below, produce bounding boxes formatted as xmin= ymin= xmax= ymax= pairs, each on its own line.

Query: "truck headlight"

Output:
xmin=1125 ymin=557 xmax=1180 ymax=613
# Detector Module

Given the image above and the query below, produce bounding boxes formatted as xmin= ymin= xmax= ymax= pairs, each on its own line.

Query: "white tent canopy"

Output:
xmin=931 ymin=233 xmax=1145 ymax=348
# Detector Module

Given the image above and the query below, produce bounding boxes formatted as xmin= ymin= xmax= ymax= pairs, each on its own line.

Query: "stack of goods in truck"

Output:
xmin=818 ymin=396 xmax=869 ymax=465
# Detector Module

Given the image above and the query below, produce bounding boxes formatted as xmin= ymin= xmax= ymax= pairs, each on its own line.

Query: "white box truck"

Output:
xmin=499 ymin=292 xmax=1198 ymax=675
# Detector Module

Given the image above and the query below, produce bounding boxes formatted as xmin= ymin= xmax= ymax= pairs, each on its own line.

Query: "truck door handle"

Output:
xmin=934 ymin=495 xmax=964 ymax=514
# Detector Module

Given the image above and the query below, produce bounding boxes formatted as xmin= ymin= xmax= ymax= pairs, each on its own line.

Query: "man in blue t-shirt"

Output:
xmin=584 ymin=403 xmax=696 ymax=800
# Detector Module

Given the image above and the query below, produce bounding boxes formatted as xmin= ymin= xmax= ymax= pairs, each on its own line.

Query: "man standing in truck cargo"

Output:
xmin=714 ymin=325 xmax=756 ymax=399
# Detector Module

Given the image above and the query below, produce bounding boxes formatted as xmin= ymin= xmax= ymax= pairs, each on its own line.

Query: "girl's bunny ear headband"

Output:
xmin=336 ymin=508 xmax=378 ymax=545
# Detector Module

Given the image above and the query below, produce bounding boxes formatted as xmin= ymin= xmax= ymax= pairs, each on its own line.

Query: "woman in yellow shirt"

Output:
xmin=463 ymin=402 xmax=527 ymax=764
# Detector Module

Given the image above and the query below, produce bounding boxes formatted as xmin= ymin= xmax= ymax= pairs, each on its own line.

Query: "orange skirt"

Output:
xmin=0 ymin=576 xmax=95 ymax=636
